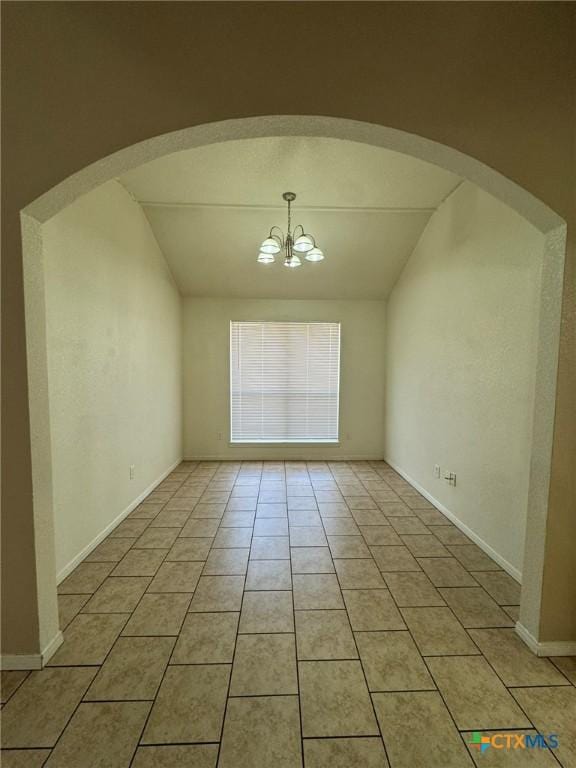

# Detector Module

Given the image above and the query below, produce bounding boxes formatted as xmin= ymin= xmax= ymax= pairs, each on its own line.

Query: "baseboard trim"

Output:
xmin=184 ymin=454 xmax=385 ymax=462
xmin=42 ymin=630 xmax=64 ymax=665
xmin=56 ymin=458 xmax=182 ymax=585
xmin=1 ymin=630 xmax=64 ymax=671
xmin=515 ymin=622 xmax=576 ymax=657
xmin=3 ymin=460 xmax=181 ymax=670
xmin=384 ymin=458 xmax=522 ymax=584
xmin=0 ymin=653 xmax=42 ymax=671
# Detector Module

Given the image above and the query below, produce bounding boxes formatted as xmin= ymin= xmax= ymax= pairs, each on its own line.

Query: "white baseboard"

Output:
xmin=56 ymin=458 xmax=182 ymax=584
xmin=2 ymin=460 xmax=180 ymax=671
xmin=1 ymin=630 xmax=64 ymax=671
xmin=1 ymin=653 xmax=42 ymax=671
xmin=384 ymin=458 xmax=522 ymax=583
xmin=184 ymin=454 xmax=385 ymax=462
xmin=42 ymin=630 xmax=64 ymax=665
xmin=515 ymin=622 xmax=576 ymax=657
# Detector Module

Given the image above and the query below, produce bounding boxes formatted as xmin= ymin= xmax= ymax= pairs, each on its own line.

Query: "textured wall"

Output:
xmin=183 ymin=298 xmax=386 ymax=461
xmin=385 ymin=182 xmax=545 ymax=577
xmin=43 ymin=181 xmax=182 ymax=577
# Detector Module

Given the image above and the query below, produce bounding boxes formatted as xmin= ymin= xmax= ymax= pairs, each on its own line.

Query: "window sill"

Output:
xmin=229 ymin=440 xmax=340 ymax=445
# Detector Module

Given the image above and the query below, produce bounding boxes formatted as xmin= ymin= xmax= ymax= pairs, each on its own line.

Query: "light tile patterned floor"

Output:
xmin=1 ymin=460 xmax=575 ymax=767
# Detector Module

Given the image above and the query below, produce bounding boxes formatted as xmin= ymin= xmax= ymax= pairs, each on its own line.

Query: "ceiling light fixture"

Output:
xmin=257 ymin=192 xmax=324 ymax=268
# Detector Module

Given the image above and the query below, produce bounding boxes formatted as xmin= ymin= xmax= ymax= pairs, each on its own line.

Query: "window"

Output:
xmin=230 ymin=321 xmax=340 ymax=443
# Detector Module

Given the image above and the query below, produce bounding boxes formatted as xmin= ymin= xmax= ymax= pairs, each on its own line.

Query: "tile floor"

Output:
xmin=1 ymin=460 xmax=575 ymax=767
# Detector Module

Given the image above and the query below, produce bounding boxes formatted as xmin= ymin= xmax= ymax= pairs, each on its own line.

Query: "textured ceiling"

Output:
xmin=119 ymin=137 xmax=461 ymax=299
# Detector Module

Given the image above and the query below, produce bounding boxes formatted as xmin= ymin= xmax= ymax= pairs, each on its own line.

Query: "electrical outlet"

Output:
xmin=217 ymin=432 xmax=223 ymax=441
xmin=434 ymin=464 xmax=441 ymax=478
xmin=444 ymin=471 xmax=457 ymax=487
xmin=129 ymin=464 xmax=135 ymax=480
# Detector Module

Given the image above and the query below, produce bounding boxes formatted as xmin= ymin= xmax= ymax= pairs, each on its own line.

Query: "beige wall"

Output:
xmin=2 ymin=3 xmax=574 ymax=654
xmin=385 ymin=182 xmax=545 ymax=578
xmin=43 ymin=181 xmax=183 ymax=578
xmin=183 ymin=298 xmax=386 ymax=461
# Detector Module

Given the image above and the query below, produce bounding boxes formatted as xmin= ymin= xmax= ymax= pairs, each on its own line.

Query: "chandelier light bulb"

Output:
xmin=260 ymin=237 xmax=281 ymax=255
xmin=305 ymin=247 xmax=324 ymax=262
xmin=284 ymin=255 xmax=301 ymax=268
xmin=293 ymin=234 xmax=314 ymax=253
xmin=257 ymin=252 xmax=275 ymax=264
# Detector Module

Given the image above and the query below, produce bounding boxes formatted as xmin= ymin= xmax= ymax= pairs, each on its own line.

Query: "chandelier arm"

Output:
xmin=269 ymin=226 xmax=284 ymax=247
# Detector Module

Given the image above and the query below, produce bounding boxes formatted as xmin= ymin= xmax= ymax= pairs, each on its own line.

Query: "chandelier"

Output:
xmin=257 ymin=192 xmax=324 ymax=268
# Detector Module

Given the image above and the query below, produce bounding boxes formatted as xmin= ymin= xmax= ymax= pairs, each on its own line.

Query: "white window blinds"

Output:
xmin=230 ymin=321 xmax=340 ymax=443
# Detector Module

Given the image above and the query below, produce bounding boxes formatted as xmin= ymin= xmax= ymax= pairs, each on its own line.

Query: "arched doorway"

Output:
xmin=20 ymin=116 xmax=566 ymax=664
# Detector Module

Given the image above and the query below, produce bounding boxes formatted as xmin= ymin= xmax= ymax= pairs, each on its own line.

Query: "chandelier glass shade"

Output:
xmin=257 ymin=192 xmax=324 ymax=268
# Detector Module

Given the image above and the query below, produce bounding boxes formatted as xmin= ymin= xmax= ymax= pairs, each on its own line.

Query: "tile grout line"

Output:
xmin=292 ymin=465 xmax=309 ymax=767
xmin=365 ymin=466 xmax=483 ymax=761
xmin=6 ymin=459 xmax=572 ymax=764
xmin=366 ymin=466 xmax=552 ymax=760
xmin=340 ymin=462 xmax=532 ymax=761
xmin=213 ymin=463 xmax=257 ymax=767
xmin=37 ymin=480 xmax=182 ymax=762
xmin=125 ymin=467 xmax=197 ymax=768
xmin=367 ymin=464 xmax=541 ymax=742
xmin=45 ymin=472 xmax=195 ymax=763
xmin=316 ymin=462 xmax=393 ymax=766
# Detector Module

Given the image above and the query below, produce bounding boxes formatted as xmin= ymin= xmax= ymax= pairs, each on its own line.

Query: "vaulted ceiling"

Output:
xmin=119 ymin=137 xmax=460 ymax=299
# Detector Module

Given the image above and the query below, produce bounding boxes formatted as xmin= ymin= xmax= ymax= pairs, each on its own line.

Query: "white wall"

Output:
xmin=43 ymin=181 xmax=182 ymax=578
xmin=183 ymin=298 xmax=386 ymax=461
xmin=385 ymin=182 xmax=545 ymax=579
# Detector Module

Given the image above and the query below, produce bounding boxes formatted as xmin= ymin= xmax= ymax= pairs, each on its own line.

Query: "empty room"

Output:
xmin=1 ymin=3 xmax=575 ymax=768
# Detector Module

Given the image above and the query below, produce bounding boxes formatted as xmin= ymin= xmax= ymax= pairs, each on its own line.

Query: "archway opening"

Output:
xmin=19 ymin=116 xmax=566 ymax=666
